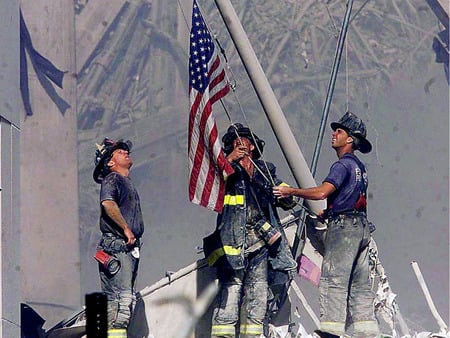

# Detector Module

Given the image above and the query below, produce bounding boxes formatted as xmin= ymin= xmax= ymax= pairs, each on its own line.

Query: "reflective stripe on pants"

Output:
xmin=108 ymin=328 xmax=127 ymax=337
xmin=353 ymin=320 xmax=380 ymax=338
xmin=211 ymin=324 xmax=235 ymax=337
xmin=320 ymin=321 xmax=345 ymax=336
xmin=211 ymin=240 xmax=268 ymax=338
xmin=240 ymin=323 xmax=263 ymax=337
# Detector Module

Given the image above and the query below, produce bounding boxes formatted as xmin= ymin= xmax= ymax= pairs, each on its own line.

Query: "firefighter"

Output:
xmin=93 ymin=138 xmax=145 ymax=338
xmin=206 ymin=123 xmax=297 ymax=338
xmin=273 ymin=112 xmax=380 ymax=338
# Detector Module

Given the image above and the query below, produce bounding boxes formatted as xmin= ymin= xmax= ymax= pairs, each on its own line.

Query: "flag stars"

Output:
xmin=188 ymin=0 xmax=231 ymax=212
xmin=189 ymin=0 xmax=217 ymax=91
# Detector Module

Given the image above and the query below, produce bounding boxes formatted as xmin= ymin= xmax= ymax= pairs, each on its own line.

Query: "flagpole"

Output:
xmin=311 ymin=0 xmax=354 ymax=176
xmin=214 ymin=0 xmax=326 ymax=217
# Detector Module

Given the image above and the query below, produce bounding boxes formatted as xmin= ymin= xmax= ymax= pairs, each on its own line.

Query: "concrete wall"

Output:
xmin=20 ymin=0 xmax=80 ymax=329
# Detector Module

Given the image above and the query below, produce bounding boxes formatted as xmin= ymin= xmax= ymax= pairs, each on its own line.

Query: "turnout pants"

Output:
xmin=211 ymin=248 xmax=268 ymax=338
xmin=319 ymin=215 xmax=380 ymax=338
xmin=99 ymin=234 xmax=140 ymax=330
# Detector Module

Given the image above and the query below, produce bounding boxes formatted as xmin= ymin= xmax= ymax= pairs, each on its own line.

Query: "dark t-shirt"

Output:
xmin=323 ymin=153 xmax=368 ymax=214
xmin=99 ymin=172 xmax=144 ymax=239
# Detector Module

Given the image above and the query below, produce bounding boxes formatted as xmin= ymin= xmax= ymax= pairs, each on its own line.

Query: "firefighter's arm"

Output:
xmin=269 ymin=164 xmax=296 ymax=209
xmin=273 ymin=182 xmax=336 ymax=200
xmin=101 ymin=200 xmax=136 ymax=245
xmin=273 ymin=183 xmax=297 ymax=210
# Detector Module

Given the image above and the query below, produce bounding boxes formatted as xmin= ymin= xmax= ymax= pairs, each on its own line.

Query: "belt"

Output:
xmin=101 ymin=233 xmax=141 ymax=251
xmin=327 ymin=210 xmax=366 ymax=221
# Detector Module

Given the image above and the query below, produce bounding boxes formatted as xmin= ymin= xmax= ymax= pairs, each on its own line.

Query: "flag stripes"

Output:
xmin=188 ymin=0 xmax=233 ymax=212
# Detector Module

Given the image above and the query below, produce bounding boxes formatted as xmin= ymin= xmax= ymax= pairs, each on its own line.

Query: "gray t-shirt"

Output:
xmin=99 ymin=172 xmax=144 ymax=239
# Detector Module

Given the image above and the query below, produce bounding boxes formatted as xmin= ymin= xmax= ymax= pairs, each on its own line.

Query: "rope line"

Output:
xmin=346 ymin=31 xmax=349 ymax=112
xmin=176 ymin=0 xmax=190 ymax=31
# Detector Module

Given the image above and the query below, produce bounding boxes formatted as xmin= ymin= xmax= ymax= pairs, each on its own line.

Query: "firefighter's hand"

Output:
xmin=227 ymin=145 xmax=248 ymax=162
xmin=273 ymin=185 xmax=293 ymax=198
xmin=124 ymin=227 xmax=136 ymax=246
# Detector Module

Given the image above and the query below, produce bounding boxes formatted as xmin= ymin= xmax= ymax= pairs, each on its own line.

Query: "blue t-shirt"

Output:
xmin=100 ymin=172 xmax=144 ymax=239
xmin=323 ymin=153 xmax=368 ymax=214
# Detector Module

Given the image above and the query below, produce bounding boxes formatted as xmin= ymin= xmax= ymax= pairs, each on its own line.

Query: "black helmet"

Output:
xmin=93 ymin=138 xmax=133 ymax=184
xmin=222 ymin=123 xmax=265 ymax=159
xmin=331 ymin=112 xmax=372 ymax=153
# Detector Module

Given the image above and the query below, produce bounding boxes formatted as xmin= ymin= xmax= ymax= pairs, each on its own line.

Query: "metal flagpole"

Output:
xmin=294 ymin=0 xmax=355 ymax=257
xmin=310 ymin=0 xmax=354 ymax=176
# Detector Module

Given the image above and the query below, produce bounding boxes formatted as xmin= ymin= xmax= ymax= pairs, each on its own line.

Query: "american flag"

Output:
xmin=188 ymin=0 xmax=233 ymax=213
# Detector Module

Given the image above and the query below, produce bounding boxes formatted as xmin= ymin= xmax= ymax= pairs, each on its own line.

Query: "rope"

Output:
xmin=325 ymin=3 xmax=340 ymax=37
xmin=349 ymin=0 xmax=371 ymax=26
xmin=310 ymin=0 xmax=355 ymax=176
xmin=346 ymin=32 xmax=349 ymax=112
xmin=344 ymin=0 xmax=372 ymax=112
xmin=176 ymin=0 xmax=190 ymax=31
